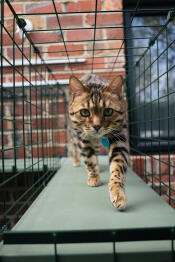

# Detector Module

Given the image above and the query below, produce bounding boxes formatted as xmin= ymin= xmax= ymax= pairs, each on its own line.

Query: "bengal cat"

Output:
xmin=68 ymin=74 xmax=129 ymax=210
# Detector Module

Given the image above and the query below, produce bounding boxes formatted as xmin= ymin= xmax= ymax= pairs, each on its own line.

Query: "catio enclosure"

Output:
xmin=0 ymin=0 xmax=175 ymax=261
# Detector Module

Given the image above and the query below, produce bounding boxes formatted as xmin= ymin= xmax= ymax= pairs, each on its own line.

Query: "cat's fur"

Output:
xmin=68 ymin=74 xmax=129 ymax=210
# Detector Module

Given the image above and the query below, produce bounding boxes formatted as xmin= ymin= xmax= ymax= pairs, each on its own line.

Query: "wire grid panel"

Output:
xmin=0 ymin=0 xmax=67 ymax=233
xmin=0 ymin=0 xmax=175 ymax=237
xmin=127 ymin=10 xmax=175 ymax=208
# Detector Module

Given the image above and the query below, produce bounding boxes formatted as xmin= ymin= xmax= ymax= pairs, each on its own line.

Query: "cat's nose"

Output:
xmin=93 ymin=125 xmax=101 ymax=132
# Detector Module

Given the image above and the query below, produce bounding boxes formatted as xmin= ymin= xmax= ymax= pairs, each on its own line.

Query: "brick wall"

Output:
xmin=1 ymin=0 xmax=125 ymax=161
xmin=1 ymin=0 xmax=125 ymax=231
xmin=3 ymin=0 xmax=125 ymax=81
xmin=131 ymin=155 xmax=175 ymax=208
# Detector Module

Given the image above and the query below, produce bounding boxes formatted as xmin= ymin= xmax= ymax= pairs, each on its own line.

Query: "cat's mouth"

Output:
xmin=84 ymin=128 xmax=105 ymax=138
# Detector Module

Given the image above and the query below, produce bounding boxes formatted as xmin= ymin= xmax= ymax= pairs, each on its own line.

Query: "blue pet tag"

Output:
xmin=101 ymin=136 xmax=110 ymax=147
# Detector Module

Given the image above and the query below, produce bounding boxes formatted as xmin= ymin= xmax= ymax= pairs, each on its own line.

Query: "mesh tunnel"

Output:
xmin=0 ymin=0 xmax=175 ymax=261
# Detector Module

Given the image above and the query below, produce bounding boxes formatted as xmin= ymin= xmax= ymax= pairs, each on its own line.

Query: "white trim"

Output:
xmin=3 ymin=79 xmax=69 ymax=88
xmin=1 ymin=58 xmax=86 ymax=68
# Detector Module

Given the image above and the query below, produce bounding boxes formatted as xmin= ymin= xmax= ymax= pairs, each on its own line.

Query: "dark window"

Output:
xmin=123 ymin=0 xmax=175 ymax=153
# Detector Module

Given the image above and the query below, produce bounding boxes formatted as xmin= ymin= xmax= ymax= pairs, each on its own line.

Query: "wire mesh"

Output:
xmin=126 ymin=10 xmax=175 ymax=208
xmin=0 ymin=0 xmax=175 ymax=247
xmin=0 ymin=0 xmax=67 ymax=234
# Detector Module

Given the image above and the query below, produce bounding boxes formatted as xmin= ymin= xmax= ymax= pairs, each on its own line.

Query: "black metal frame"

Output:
xmin=0 ymin=0 xmax=175 ymax=257
xmin=124 ymin=0 xmax=175 ymax=154
xmin=3 ymin=228 xmax=175 ymax=262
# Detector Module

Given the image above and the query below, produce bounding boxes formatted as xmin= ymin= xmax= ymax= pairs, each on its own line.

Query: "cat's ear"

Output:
xmin=104 ymin=75 xmax=123 ymax=98
xmin=69 ymin=75 xmax=88 ymax=100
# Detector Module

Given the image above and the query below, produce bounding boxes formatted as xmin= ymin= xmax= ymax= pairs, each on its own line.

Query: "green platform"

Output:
xmin=0 ymin=157 xmax=175 ymax=262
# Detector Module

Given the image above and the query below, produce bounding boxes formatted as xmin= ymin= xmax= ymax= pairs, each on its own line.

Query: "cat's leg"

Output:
xmin=108 ymin=141 xmax=129 ymax=210
xmin=72 ymin=142 xmax=80 ymax=167
xmin=81 ymin=142 xmax=101 ymax=187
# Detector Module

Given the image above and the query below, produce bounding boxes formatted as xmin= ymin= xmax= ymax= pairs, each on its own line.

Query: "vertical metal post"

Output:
xmin=53 ymin=233 xmax=59 ymax=262
xmin=34 ymin=53 xmax=40 ymax=187
xmin=165 ymin=27 xmax=171 ymax=206
xmin=112 ymin=231 xmax=117 ymax=262
xmin=156 ymin=39 xmax=162 ymax=196
xmin=40 ymin=62 xmax=44 ymax=168
xmin=12 ymin=15 xmax=19 ymax=221
xmin=29 ymin=43 xmax=34 ymax=179
xmin=149 ymin=47 xmax=154 ymax=189
xmin=143 ymin=56 xmax=147 ymax=182
xmin=0 ymin=0 xmax=6 ymax=230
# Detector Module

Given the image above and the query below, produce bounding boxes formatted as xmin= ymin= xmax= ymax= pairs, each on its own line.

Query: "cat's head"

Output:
xmin=69 ymin=75 xmax=124 ymax=137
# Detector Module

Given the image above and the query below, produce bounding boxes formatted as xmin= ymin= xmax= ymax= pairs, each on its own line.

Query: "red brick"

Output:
xmin=4 ymin=18 xmax=17 ymax=34
xmin=86 ymin=13 xmax=123 ymax=26
xmin=58 ymin=102 xmax=67 ymax=114
xmin=145 ymin=156 xmax=156 ymax=175
xmin=69 ymin=57 xmax=105 ymax=71
xmin=4 ymin=3 xmax=22 ymax=16
xmin=106 ymin=28 xmax=124 ymax=39
xmin=3 ymin=67 xmax=13 ymax=74
xmin=66 ymin=29 xmax=93 ymax=41
xmin=171 ymin=155 xmax=175 ymax=175
xmin=87 ymin=57 xmax=105 ymax=69
xmin=66 ymin=0 xmax=102 ymax=12
xmin=7 ymin=47 xmax=27 ymax=60
xmin=47 ymin=15 xmax=83 ymax=29
xmin=0 ymin=134 xmax=9 ymax=147
xmin=156 ymin=174 xmax=169 ymax=183
xmin=8 ymin=74 xmax=23 ymax=83
xmin=30 ymin=89 xmax=42 ymax=101
xmin=2 ymin=33 xmax=22 ymax=46
xmin=104 ymin=0 xmax=122 ymax=10
xmin=171 ymin=175 xmax=175 ymax=183
xmin=57 ymin=116 xmax=66 ymax=129
xmin=25 ymin=2 xmax=62 ymax=13
xmin=31 ymin=131 xmax=48 ymax=145
xmin=30 ymin=104 xmax=43 ymax=116
xmin=4 ymin=119 xmax=13 ymax=132
xmin=170 ymin=185 xmax=175 ymax=196
xmin=53 ymin=131 xmax=67 ymax=144
xmin=4 ymin=148 xmax=14 ymax=159
xmin=53 ymin=73 xmax=84 ymax=82
xmin=48 ymin=65 xmax=67 ymax=73
xmin=32 ymin=145 xmax=66 ymax=158
xmin=48 ymin=44 xmax=84 ymax=57
xmin=105 ymin=56 xmax=125 ymax=69
xmin=30 ymin=32 xmax=62 ymax=44
xmin=160 ymin=155 xmax=170 ymax=175
xmin=27 ymin=16 xmax=43 ymax=30
xmin=105 ymin=41 xmax=124 ymax=53
xmin=15 ymin=120 xmax=23 ymax=131
xmin=95 ymin=71 xmax=125 ymax=80
xmin=69 ymin=62 xmax=91 ymax=71
xmin=16 ymin=147 xmax=26 ymax=159
xmin=32 ymin=117 xmax=60 ymax=130
xmin=14 ymin=104 xmax=28 ymax=117
xmin=95 ymin=29 xmax=103 ymax=40
xmin=132 ymin=156 xmax=145 ymax=177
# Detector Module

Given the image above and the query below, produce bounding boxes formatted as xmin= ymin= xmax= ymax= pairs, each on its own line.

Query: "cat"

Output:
xmin=68 ymin=74 xmax=129 ymax=210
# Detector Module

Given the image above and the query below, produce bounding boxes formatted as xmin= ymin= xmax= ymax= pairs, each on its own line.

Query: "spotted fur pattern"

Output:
xmin=69 ymin=74 xmax=129 ymax=210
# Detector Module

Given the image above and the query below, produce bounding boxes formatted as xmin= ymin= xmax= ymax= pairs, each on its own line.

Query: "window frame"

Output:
xmin=123 ymin=0 xmax=175 ymax=154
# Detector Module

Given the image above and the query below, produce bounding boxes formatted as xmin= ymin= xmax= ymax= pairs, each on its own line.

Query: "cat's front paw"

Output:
xmin=109 ymin=186 xmax=126 ymax=210
xmin=73 ymin=160 xmax=80 ymax=167
xmin=87 ymin=176 xmax=101 ymax=187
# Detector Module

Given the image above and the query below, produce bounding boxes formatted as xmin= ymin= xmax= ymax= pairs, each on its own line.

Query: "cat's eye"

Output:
xmin=80 ymin=109 xmax=90 ymax=117
xmin=104 ymin=108 xmax=113 ymax=117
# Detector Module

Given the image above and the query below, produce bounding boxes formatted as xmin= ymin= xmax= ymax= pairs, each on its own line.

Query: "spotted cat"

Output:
xmin=69 ymin=74 xmax=129 ymax=210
